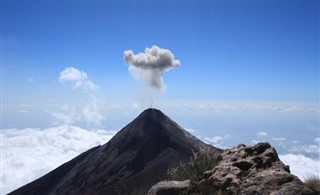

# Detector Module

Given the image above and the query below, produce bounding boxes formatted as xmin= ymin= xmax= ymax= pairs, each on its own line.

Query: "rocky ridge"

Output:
xmin=149 ymin=142 xmax=314 ymax=195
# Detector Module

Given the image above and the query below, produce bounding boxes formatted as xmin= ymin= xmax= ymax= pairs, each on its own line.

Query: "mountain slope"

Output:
xmin=9 ymin=108 xmax=219 ymax=195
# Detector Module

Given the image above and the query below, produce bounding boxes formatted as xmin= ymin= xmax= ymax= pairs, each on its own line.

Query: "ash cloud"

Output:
xmin=124 ymin=45 xmax=180 ymax=92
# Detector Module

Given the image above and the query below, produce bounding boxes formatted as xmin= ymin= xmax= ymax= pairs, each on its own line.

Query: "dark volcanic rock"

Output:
xmin=9 ymin=108 xmax=218 ymax=195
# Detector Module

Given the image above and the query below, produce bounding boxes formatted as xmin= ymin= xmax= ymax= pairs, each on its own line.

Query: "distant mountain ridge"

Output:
xmin=9 ymin=108 xmax=219 ymax=195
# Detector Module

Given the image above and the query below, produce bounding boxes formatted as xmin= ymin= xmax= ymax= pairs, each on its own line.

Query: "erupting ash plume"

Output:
xmin=124 ymin=45 xmax=180 ymax=92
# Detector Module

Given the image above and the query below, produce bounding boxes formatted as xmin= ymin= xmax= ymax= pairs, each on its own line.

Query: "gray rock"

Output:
xmin=147 ymin=180 xmax=190 ymax=195
xmin=207 ymin=142 xmax=313 ymax=195
xmin=148 ymin=142 xmax=314 ymax=195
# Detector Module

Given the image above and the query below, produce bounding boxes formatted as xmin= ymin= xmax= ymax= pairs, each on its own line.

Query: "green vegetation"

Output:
xmin=304 ymin=175 xmax=320 ymax=194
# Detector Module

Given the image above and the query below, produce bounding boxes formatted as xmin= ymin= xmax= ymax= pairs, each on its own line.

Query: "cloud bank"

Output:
xmin=279 ymin=154 xmax=320 ymax=179
xmin=1 ymin=126 xmax=115 ymax=195
xmin=289 ymin=137 xmax=320 ymax=156
xmin=124 ymin=45 xmax=180 ymax=92
xmin=2 ymin=126 xmax=319 ymax=195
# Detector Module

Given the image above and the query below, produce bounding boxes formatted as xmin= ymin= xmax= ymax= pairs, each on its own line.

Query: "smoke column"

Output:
xmin=124 ymin=45 xmax=180 ymax=92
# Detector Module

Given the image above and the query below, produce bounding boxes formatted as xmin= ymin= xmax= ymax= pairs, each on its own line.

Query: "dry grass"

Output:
xmin=167 ymin=148 xmax=221 ymax=182
xmin=166 ymin=148 xmax=223 ymax=194
xmin=304 ymin=175 xmax=320 ymax=194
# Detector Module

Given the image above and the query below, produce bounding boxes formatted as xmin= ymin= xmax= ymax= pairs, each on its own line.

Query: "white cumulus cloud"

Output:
xmin=53 ymin=67 xmax=105 ymax=126
xmin=59 ymin=67 xmax=99 ymax=90
xmin=1 ymin=126 xmax=115 ymax=195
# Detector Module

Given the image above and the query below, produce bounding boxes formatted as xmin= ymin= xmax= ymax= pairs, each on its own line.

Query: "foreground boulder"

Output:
xmin=202 ymin=142 xmax=313 ymax=194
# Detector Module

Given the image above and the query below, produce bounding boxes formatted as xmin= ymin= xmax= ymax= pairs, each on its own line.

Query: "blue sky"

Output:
xmin=1 ymin=1 xmax=319 ymax=193
xmin=2 ymin=1 xmax=318 ymax=102
xmin=2 ymin=0 xmax=319 ymax=142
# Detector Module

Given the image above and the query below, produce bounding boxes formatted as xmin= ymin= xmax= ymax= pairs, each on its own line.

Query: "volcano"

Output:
xmin=9 ymin=108 xmax=220 ymax=195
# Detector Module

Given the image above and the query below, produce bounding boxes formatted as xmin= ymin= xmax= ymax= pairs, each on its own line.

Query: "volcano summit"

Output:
xmin=9 ymin=108 xmax=219 ymax=195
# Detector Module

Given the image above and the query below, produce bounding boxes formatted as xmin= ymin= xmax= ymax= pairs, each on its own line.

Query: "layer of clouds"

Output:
xmin=289 ymin=137 xmax=320 ymax=156
xmin=2 ymin=126 xmax=319 ymax=195
xmin=47 ymin=102 xmax=105 ymax=127
xmin=124 ymin=45 xmax=180 ymax=92
xmin=82 ymin=95 xmax=105 ymax=126
xmin=166 ymin=101 xmax=319 ymax=113
xmin=1 ymin=126 xmax=115 ymax=195
xmin=59 ymin=67 xmax=99 ymax=91
xmin=279 ymin=154 xmax=320 ymax=180
xmin=290 ymin=145 xmax=319 ymax=155
xmin=47 ymin=104 xmax=81 ymax=126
